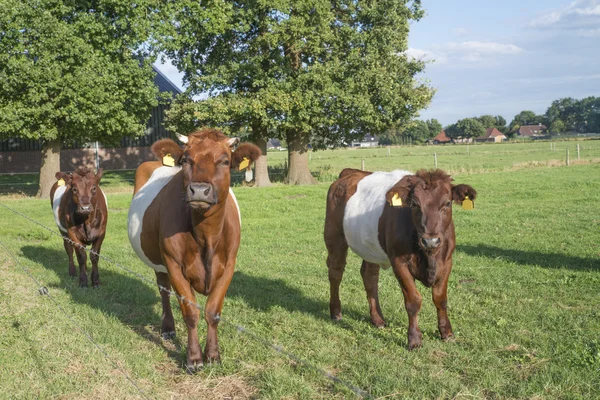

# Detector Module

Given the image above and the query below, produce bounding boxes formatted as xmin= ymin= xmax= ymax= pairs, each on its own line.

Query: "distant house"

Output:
xmin=351 ymin=134 xmax=379 ymax=147
xmin=475 ymin=128 xmax=507 ymax=143
xmin=266 ymin=138 xmax=282 ymax=150
xmin=517 ymin=124 xmax=547 ymax=137
xmin=430 ymin=130 xmax=452 ymax=144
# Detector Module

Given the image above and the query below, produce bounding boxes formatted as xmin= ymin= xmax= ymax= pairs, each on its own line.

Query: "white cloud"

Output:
xmin=440 ymin=41 xmax=524 ymax=55
xmin=404 ymin=48 xmax=447 ymax=64
xmin=530 ymin=0 xmax=600 ymax=34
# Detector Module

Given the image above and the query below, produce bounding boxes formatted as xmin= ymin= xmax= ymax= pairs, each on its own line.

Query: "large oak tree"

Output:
xmin=162 ymin=0 xmax=433 ymax=185
xmin=0 ymin=0 xmax=161 ymax=198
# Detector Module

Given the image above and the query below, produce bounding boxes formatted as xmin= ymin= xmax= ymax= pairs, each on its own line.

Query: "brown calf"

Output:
xmin=127 ymin=128 xmax=260 ymax=371
xmin=50 ymin=167 xmax=108 ymax=288
xmin=324 ymin=168 xmax=476 ymax=349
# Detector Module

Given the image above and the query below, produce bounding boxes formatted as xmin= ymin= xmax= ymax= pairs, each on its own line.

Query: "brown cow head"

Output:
xmin=56 ymin=167 xmax=104 ymax=216
xmin=386 ymin=169 xmax=477 ymax=252
xmin=151 ymin=128 xmax=260 ymax=213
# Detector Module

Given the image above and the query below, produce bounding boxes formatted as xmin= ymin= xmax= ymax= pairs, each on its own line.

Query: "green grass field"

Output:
xmin=1 ymin=142 xmax=599 ymax=399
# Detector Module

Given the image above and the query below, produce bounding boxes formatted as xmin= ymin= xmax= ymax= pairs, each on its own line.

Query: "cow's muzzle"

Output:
xmin=78 ymin=204 xmax=92 ymax=215
xmin=420 ymin=236 xmax=441 ymax=250
xmin=186 ymin=182 xmax=217 ymax=210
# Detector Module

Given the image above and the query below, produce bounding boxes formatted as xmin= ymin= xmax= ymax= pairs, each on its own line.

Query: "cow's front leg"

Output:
xmin=432 ymin=265 xmax=453 ymax=340
xmin=63 ymin=236 xmax=76 ymax=277
xmin=204 ymin=261 xmax=234 ymax=364
xmin=167 ymin=259 xmax=202 ymax=372
xmin=90 ymin=234 xmax=105 ymax=288
xmin=71 ymin=239 xmax=88 ymax=288
xmin=393 ymin=261 xmax=423 ymax=350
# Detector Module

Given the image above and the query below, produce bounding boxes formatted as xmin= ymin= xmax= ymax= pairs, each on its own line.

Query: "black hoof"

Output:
xmin=162 ymin=331 xmax=176 ymax=340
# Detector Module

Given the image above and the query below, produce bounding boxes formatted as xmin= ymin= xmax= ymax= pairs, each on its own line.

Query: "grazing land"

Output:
xmin=1 ymin=142 xmax=599 ymax=399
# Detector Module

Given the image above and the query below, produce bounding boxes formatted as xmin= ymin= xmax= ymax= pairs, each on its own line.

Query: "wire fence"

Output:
xmin=0 ymin=201 xmax=371 ymax=399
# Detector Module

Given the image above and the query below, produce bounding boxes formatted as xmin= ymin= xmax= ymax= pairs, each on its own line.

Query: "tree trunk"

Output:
xmin=253 ymin=137 xmax=272 ymax=187
xmin=36 ymin=139 xmax=61 ymax=199
xmin=287 ymin=131 xmax=317 ymax=185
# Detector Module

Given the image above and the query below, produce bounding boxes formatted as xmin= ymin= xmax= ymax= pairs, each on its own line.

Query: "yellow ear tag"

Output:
xmin=462 ymin=195 xmax=474 ymax=210
xmin=238 ymin=157 xmax=250 ymax=171
xmin=390 ymin=193 xmax=403 ymax=207
xmin=57 ymin=179 xmax=65 ymax=186
xmin=162 ymin=153 xmax=175 ymax=167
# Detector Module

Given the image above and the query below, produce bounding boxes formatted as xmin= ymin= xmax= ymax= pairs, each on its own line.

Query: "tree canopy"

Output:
xmin=162 ymin=0 xmax=434 ymax=184
xmin=0 ymin=0 xmax=163 ymax=197
xmin=445 ymin=118 xmax=485 ymax=139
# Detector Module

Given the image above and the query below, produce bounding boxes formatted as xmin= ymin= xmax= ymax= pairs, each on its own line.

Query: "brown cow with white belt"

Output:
xmin=324 ymin=168 xmax=476 ymax=349
xmin=50 ymin=167 xmax=108 ymax=288
xmin=127 ymin=128 xmax=259 ymax=371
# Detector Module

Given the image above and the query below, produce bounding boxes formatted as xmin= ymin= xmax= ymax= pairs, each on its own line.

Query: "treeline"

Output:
xmin=381 ymin=96 xmax=600 ymax=144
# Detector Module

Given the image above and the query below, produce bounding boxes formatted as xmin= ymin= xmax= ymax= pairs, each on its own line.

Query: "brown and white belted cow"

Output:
xmin=324 ymin=168 xmax=476 ymax=349
xmin=127 ymin=128 xmax=260 ymax=371
xmin=50 ymin=167 xmax=108 ymax=288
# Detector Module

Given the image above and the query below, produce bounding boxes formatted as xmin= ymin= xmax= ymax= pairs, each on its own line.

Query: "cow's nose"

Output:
xmin=80 ymin=205 xmax=91 ymax=212
xmin=187 ymin=183 xmax=216 ymax=204
xmin=421 ymin=237 xmax=441 ymax=249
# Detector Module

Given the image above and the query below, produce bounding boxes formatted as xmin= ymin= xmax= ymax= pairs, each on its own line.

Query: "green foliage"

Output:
xmin=425 ymin=118 xmax=443 ymax=137
xmin=0 ymin=0 xmax=162 ymax=145
xmin=477 ymin=114 xmax=507 ymax=133
xmin=549 ymin=119 xmax=565 ymax=134
xmin=508 ymin=110 xmax=545 ymax=133
xmin=162 ymin=0 xmax=434 ymax=148
xmin=446 ymin=117 xmax=486 ymax=139
xmin=545 ymin=96 xmax=600 ymax=133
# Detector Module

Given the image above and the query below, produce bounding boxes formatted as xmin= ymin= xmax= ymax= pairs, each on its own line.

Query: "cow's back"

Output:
xmin=342 ymin=170 xmax=412 ymax=267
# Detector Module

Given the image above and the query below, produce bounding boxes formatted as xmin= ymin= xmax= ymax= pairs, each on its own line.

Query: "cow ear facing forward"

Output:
xmin=95 ymin=168 xmax=104 ymax=182
xmin=385 ymin=175 xmax=419 ymax=207
xmin=452 ymin=184 xmax=477 ymax=206
xmin=55 ymin=171 xmax=72 ymax=186
xmin=231 ymin=143 xmax=261 ymax=171
xmin=151 ymin=139 xmax=184 ymax=165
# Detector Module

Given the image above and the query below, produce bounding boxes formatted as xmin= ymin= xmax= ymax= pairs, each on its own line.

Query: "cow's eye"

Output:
xmin=220 ymin=160 xmax=230 ymax=167
xmin=446 ymin=201 xmax=452 ymax=208
xmin=91 ymin=185 xmax=97 ymax=192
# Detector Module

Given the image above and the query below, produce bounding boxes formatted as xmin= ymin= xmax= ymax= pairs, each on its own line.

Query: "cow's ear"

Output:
xmin=231 ymin=143 xmax=261 ymax=170
xmin=385 ymin=175 xmax=418 ymax=207
xmin=55 ymin=171 xmax=72 ymax=186
xmin=95 ymin=168 xmax=103 ymax=182
xmin=452 ymin=184 xmax=477 ymax=205
xmin=151 ymin=139 xmax=184 ymax=163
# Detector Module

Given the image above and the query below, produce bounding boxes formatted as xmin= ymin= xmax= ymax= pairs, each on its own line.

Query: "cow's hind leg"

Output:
xmin=325 ymin=226 xmax=348 ymax=321
xmin=63 ymin=236 xmax=76 ymax=277
xmin=156 ymin=271 xmax=176 ymax=340
xmin=203 ymin=262 xmax=235 ymax=364
xmin=90 ymin=234 xmax=104 ymax=288
xmin=360 ymin=261 xmax=385 ymax=328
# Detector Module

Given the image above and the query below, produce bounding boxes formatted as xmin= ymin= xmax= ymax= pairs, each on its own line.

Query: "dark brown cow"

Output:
xmin=324 ymin=168 xmax=476 ymax=349
xmin=50 ymin=167 xmax=108 ymax=288
xmin=127 ymin=128 xmax=260 ymax=371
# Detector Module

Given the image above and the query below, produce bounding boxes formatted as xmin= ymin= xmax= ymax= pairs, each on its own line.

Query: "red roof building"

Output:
xmin=517 ymin=125 xmax=547 ymax=137
xmin=432 ymin=130 xmax=451 ymax=144
xmin=475 ymin=128 xmax=507 ymax=143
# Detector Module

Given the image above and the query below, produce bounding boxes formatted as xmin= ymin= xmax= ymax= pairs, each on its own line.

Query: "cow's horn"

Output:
xmin=228 ymin=137 xmax=240 ymax=148
xmin=175 ymin=133 xmax=189 ymax=144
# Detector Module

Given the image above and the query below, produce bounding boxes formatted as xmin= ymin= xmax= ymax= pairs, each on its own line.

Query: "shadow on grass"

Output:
xmin=456 ymin=244 xmax=599 ymax=271
xmin=20 ymin=245 xmax=185 ymax=365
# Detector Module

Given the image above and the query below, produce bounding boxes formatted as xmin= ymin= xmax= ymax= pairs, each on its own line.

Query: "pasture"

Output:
xmin=1 ymin=142 xmax=599 ymax=399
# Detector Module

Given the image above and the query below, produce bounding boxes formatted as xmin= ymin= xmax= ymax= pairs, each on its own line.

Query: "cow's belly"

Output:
xmin=52 ymin=185 xmax=68 ymax=233
xmin=127 ymin=166 xmax=242 ymax=273
xmin=343 ymin=170 xmax=412 ymax=268
xmin=128 ymin=166 xmax=181 ymax=273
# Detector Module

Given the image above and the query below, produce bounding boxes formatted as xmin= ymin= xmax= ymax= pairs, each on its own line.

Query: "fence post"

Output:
xmin=361 ymin=159 xmax=365 ymax=171
xmin=550 ymin=142 xmax=552 ymax=151
xmin=309 ymin=151 xmax=312 ymax=161
xmin=566 ymin=149 xmax=570 ymax=166
xmin=95 ymin=141 xmax=100 ymax=171
xmin=577 ymin=143 xmax=580 ymax=160
xmin=467 ymin=145 xmax=469 ymax=155
xmin=434 ymin=153 xmax=438 ymax=168
xmin=387 ymin=147 xmax=390 ymax=157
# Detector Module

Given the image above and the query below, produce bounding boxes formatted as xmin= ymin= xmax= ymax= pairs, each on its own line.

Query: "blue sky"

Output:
xmin=154 ymin=0 xmax=600 ymax=127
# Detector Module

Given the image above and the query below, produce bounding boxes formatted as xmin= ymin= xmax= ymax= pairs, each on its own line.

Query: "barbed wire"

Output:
xmin=0 ymin=201 xmax=371 ymax=399
xmin=0 ymin=239 xmax=154 ymax=400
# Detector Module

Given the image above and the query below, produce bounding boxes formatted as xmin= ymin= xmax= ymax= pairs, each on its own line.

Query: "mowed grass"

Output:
xmin=1 ymin=154 xmax=599 ymax=398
